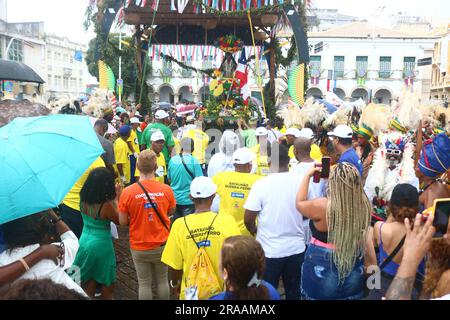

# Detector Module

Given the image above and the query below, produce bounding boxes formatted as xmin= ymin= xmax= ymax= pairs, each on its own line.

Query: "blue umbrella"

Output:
xmin=0 ymin=115 xmax=104 ymax=224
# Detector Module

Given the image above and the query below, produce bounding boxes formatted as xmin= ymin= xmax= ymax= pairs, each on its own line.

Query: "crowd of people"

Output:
xmin=0 ymin=88 xmax=449 ymax=301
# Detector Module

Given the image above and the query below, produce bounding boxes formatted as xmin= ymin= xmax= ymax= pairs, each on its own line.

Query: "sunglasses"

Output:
xmin=386 ymin=149 xmax=402 ymax=155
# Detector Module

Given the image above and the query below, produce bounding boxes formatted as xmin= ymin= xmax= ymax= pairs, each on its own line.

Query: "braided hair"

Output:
xmin=326 ymin=163 xmax=372 ymax=282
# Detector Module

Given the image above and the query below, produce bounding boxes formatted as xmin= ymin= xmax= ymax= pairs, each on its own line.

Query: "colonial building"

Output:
xmin=44 ymin=35 xmax=91 ymax=102
xmin=305 ymin=22 xmax=438 ymax=103
xmin=430 ymin=28 xmax=450 ymax=104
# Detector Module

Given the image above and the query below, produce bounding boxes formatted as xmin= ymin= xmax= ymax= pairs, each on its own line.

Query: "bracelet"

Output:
xmin=169 ymin=280 xmax=180 ymax=288
xmin=19 ymin=258 xmax=30 ymax=271
xmin=50 ymin=217 xmax=62 ymax=225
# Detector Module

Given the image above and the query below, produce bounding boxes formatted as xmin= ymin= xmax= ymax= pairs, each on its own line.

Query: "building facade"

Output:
xmin=430 ymin=29 xmax=450 ymax=104
xmin=304 ymin=22 xmax=438 ymax=104
xmin=44 ymin=35 xmax=91 ymax=102
xmin=0 ymin=19 xmax=46 ymax=100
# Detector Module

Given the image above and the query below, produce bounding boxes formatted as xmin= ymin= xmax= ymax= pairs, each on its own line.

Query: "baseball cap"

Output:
xmin=390 ymin=184 xmax=419 ymax=208
xmin=285 ymin=127 xmax=301 ymax=138
xmin=299 ymin=128 xmax=314 ymax=139
xmin=135 ymin=111 xmax=141 ymax=117
xmin=155 ymin=109 xmax=169 ymax=119
xmin=119 ymin=125 xmax=131 ymax=137
xmin=130 ymin=117 xmax=141 ymax=124
xmin=151 ymin=130 xmax=165 ymax=142
xmin=255 ymin=127 xmax=268 ymax=136
xmin=232 ymin=147 xmax=256 ymax=165
xmin=190 ymin=176 xmax=217 ymax=199
xmin=327 ymin=125 xmax=353 ymax=139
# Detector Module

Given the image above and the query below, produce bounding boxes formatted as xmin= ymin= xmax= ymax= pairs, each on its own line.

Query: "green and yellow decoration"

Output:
xmin=288 ymin=64 xmax=305 ymax=106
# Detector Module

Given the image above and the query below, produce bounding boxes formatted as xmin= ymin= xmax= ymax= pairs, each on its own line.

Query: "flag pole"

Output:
xmin=247 ymin=10 xmax=267 ymax=118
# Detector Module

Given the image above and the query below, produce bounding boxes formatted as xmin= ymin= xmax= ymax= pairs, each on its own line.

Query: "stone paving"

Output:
xmin=113 ymin=226 xmax=138 ymax=300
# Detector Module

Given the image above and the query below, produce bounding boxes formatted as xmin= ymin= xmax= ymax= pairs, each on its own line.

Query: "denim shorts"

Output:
xmin=301 ymin=244 xmax=364 ymax=300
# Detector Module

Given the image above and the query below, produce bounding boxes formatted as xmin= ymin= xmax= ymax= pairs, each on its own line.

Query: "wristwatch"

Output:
xmin=49 ymin=216 xmax=63 ymax=225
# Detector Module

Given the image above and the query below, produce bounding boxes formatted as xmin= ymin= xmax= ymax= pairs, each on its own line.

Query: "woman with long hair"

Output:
xmin=420 ymin=238 xmax=450 ymax=299
xmin=296 ymin=162 xmax=372 ymax=299
xmin=209 ymin=236 xmax=280 ymax=300
xmin=72 ymin=167 xmax=120 ymax=300
xmin=367 ymin=184 xmax=426 ymax=300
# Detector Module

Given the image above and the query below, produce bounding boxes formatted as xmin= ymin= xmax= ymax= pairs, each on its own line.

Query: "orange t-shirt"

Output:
xmin=118 ymin=180 xmax=176 ymax=251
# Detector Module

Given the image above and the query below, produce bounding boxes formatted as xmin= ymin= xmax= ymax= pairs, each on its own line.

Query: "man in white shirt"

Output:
xmin=291 ymin=136 xmax=327 ymax=245
xmin=244 ymin=143 xmax=305 ymax=300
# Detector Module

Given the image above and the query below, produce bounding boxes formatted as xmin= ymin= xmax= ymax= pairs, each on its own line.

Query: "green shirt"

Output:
xmin=143 ymin=122 xmax=175 ymax=163
xmin=241 ymin=129 xmax=257 ymax=148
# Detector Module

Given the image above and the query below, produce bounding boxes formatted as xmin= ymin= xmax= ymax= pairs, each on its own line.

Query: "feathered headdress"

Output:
xmin=392 ymin=87 xmax=422 ymax=132
xmin=83 ymin=88 xmax=112 ymax=118
xmin=278 ymin=101 xmax=304 ymax=129
xmin=365 ymin=131 xmax=416 ymax=202
xmin=358 ymin=103 xmax=391 ymax=140
xmin=323 ymin=105 xmax=352 ymax=129
xmin=298 ymin=97 xmax=328 ymax=128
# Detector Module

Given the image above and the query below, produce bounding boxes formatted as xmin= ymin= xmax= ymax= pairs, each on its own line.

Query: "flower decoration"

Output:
xmin=214 ymin=35 xmax=244 ymax=54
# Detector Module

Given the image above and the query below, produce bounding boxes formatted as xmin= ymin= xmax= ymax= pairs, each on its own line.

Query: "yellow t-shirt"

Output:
xmin=288 ymin=144 xmax=323 ymax=162
xmin=127 ymin=129 xmax=140 ymax=155
xmin=114 ymin=137 xmax=131 ymax=184
xmin=173 ymin=136 xmax=181 ymax=155
xmin=212 ymin=171 xmax=262 ymax=236
xmin=250 ymin=144 xmax=270 ymax=176
xmin=182 ymin=129 xmax=209 ymax=164
xmin=161 ymin=211 xmax=241 ymax=300
xmin=154 ymin=152 xmax=166 ymax=184
xmin=62 ymin=157 xmax=106 ymax=211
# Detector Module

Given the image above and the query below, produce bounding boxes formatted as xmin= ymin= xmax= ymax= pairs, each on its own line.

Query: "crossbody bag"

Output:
xmin=137 ymin=181 xmax=170 ymax=232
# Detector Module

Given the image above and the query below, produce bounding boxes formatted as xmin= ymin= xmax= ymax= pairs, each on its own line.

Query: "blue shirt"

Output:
xmin=209 ymin=280 xmax=281 ymax=300
xmin=338 ymin=148 xmax=363 ymax=177
xmin=168 ymin=154 xmax=204 ymax=205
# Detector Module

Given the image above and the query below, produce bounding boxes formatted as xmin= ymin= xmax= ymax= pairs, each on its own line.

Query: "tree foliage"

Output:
xmin=85 ymin=33 xmax=138 ymax=100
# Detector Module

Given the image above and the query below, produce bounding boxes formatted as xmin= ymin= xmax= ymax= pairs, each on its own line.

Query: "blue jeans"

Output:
xmin=301 ymin=244 xmax=364 ymax=300
xmin=263 ymin=251 xmax=305 ymax=300
xmin=130 ymin=155 xmax=137 ymax=184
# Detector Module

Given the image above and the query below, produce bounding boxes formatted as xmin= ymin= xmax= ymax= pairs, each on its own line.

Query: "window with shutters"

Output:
xmin=356 ymin=56 xmax=368 ymax=78
xmin=379 ymin=56 xmax=391 ymax=78
xmin=333 ymin=56 xmax=345 ymax=78
xmin=403 ymin=57 xmax=416 ymax=78
xmin=8 ymin=39 xmax=23 ymax=62
xmin=309 ymin=56 xmax=321 ymax=77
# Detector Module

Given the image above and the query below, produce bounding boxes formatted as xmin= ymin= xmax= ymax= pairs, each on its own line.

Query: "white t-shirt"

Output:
xmin=244 ymin=172 xmax=306 ymax=258
xmin=291 ymin=162 xmax=328 ymax=245
xmin=267 ymin=129 xmax=282 ymax=144
xmin=0 ymin=231 xmax=87 ymax=297
xmin=207 ymin=152 xmax=235 ymax=178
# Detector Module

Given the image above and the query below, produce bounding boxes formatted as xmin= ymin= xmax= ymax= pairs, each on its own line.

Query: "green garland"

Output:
xmin=193 ymin=0 xmax=302 ymax=17
xmin=158 ymin=52 xmax=258 ymax=77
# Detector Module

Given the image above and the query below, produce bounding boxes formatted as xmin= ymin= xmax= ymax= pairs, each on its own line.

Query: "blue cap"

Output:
xmin=119 ymin=125 xmax=131 ymax=137
xmin=418 ymin=133 xmax=450 ymax=177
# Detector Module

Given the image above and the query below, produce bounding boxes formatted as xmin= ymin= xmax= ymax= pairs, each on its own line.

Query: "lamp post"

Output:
xmin=5 ymin=37 xmax=18 ymax=60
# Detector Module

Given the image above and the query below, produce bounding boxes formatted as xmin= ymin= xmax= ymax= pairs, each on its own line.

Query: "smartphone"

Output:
xmin=321 ymin=157 xmax=331 ymax=179
xmin=432 ymin=198 xmax=450 ymax=238
xmin=313 ymin=163 xmax=322 ymax=183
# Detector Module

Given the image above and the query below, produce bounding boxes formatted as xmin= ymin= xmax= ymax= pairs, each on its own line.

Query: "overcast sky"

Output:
xmin=5 ymin=0 xmax=450 ymax=45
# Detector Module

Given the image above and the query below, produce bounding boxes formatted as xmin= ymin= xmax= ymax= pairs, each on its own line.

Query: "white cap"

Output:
xmin=135 ymin=111 xmax=141 ymax=117
xmin=327 ymin=125 xmax=353 ymax=139
xmin=232 ymin=147 xmax=256 ymax=165
xmin=255 ymin=127 xmax=268 ymax=136
xmin=299 ymin=128 xmax=314 ymax=140
xmin=285 ymin=127 xmax=301 ymax=138
xmin=151 ymin=130 xmax=165 ymax=142
xmin=190 ymin=176 xmax=217 ymax=199
xmin=155 ymin=110 xmax=169 ymax=119
xmin=130 ymin=117 xmax=141 ymax=124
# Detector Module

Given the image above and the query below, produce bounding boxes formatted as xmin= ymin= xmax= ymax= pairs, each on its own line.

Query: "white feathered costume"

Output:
xmin=364 ymin=132 xmax=419 ymax=205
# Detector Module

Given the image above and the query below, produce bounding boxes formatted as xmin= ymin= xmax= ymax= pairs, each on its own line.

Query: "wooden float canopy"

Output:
xmin=124 ymin=0 xmax=279 ymax=28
